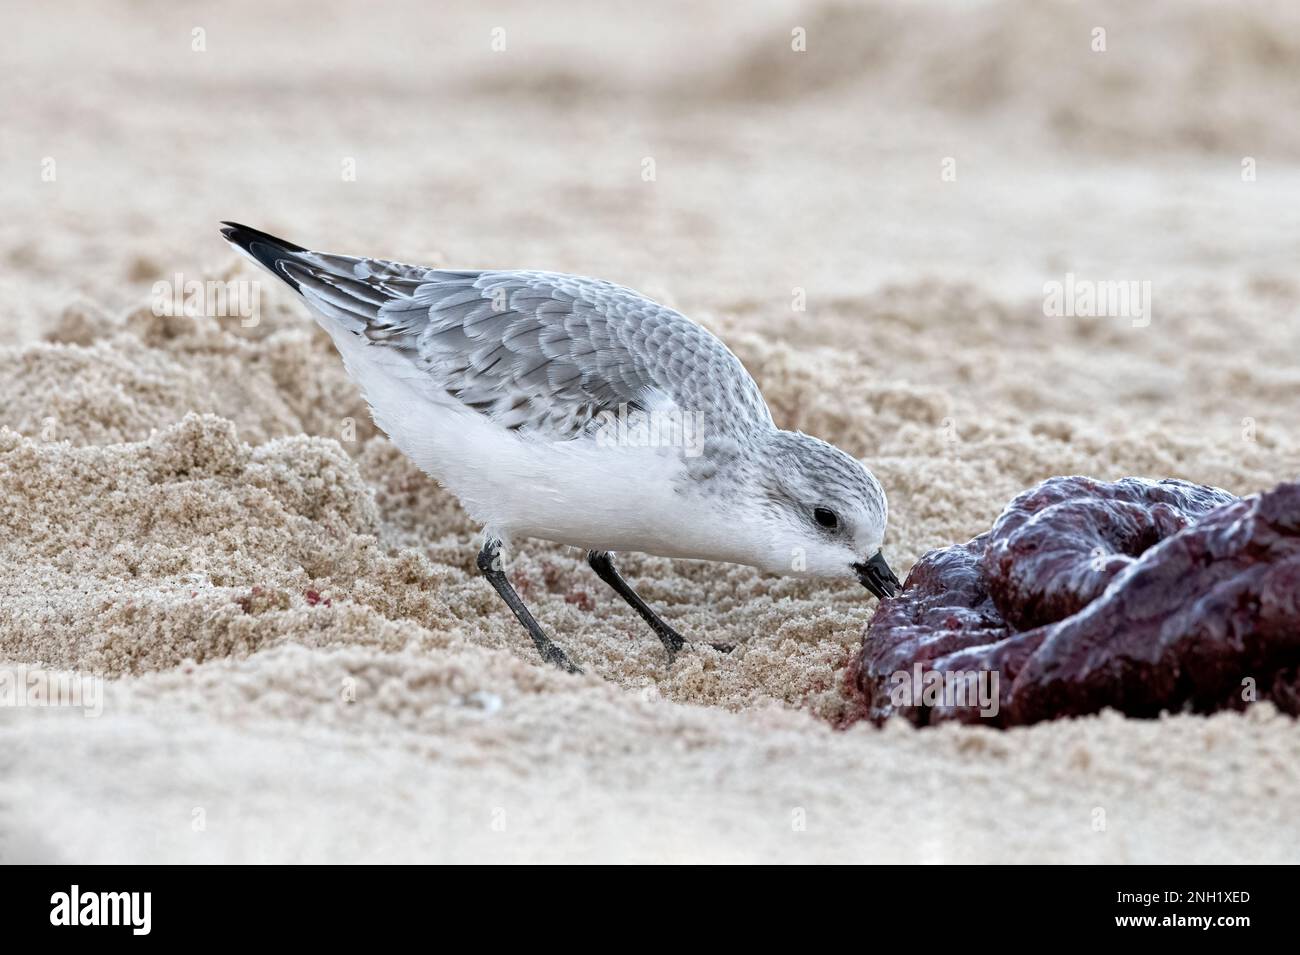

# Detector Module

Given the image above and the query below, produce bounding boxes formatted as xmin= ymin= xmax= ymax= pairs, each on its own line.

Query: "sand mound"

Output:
xmin=10 ymin=286 xmax=1291 ymax=723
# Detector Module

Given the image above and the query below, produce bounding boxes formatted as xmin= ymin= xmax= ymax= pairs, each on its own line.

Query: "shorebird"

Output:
xmin=220 ymin=223 xmax=899 ymax=671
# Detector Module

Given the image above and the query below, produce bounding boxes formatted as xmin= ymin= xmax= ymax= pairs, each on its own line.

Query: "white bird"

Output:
xmin=220 ymin=223 xmax=899 ymax=672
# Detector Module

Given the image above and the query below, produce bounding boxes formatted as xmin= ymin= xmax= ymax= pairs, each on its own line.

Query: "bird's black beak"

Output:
xmin=853 ymin=550 xmax=901 ymax=600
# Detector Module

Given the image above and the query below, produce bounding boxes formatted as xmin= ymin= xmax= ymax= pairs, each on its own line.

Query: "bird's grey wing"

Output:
xmin=280 ymin=256 xmax=774 ymax=440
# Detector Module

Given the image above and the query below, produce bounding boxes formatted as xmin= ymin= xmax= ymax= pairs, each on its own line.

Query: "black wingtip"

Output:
xmin=218 ymin=221 xmax=308 ymax=253
xmin=218 ymin=222 xmax=308 ymax=291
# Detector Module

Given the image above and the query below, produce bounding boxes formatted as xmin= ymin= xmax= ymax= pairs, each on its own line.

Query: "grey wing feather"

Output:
xmin=279 ymin=252 xmax=774 ymax=440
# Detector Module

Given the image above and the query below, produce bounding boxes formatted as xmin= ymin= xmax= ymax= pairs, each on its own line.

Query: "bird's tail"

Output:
xmin=217 ymin=222 xmax=435 ymax=341
xmin=219 ymin=222 xmax=310 ymax=293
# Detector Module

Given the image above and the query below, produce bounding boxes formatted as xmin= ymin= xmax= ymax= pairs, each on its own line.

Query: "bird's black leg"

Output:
xmin=586 ymin=551 xmax=687 ymax=657
xmin=477 ymin=539 xmax=581 ymax=674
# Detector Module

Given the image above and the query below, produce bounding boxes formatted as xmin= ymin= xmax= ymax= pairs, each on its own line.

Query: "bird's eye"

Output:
xmin=813 ymin=507 xmax=839 ymax=530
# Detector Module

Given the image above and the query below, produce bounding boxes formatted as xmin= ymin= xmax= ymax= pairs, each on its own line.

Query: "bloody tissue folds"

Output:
xmin=854 ymin=476 xmax=1300 ymax=727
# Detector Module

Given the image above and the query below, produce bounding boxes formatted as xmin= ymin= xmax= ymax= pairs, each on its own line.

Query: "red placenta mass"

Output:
xmin=852 ymin=476 xmax=1300 ymax=727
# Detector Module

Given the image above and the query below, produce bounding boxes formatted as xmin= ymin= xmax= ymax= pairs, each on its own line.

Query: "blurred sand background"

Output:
xmin=2 ymin=0 xmax=1299 ymax=862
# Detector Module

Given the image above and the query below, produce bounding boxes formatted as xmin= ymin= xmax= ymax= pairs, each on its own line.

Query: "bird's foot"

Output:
xmin=651 ymin=621 xmax=686 ymax=657
xmin=535 ymin=637 xmax=583 ymax=674
xmin=652 ymin=622 xmax=734 ymax=661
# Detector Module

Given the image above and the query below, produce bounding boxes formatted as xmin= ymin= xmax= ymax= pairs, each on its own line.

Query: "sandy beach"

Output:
xmin=2 ymin=0 xmax=1299 ymax=862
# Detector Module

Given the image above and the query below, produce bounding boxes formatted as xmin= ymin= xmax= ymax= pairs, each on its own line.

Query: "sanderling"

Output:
xmin=220 ymin=223 xmax=900 ymax=672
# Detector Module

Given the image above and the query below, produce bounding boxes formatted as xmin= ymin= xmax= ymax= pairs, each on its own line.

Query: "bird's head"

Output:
xmin=749 ymin=430 xmax=900 ymax=599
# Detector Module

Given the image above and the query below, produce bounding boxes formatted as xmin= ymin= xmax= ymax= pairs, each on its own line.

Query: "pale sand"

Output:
xmin=2 ymin=0 xmax=1299 ymax=862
